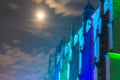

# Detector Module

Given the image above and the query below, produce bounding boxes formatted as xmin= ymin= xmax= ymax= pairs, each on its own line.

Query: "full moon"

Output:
xmin=36 ymin=12 xmax=45 ymax=20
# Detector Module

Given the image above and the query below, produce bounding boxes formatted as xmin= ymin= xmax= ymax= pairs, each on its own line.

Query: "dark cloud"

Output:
xmin=7 ymin=2 xmax=19 ymax=10
xmin=32 ymin=0 xmax=43 ymax=4
xmin=13 ymin=39 xmax=20 ymax=44
xmin=31 ymin=0 xmax=98 ymax=16
xmin=45 ymin=0 xmax=83 ymax=16
xmin=44 ymin=0 xmax=98 ymax=16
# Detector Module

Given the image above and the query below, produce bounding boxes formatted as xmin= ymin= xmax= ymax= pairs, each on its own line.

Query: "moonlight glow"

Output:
xmin=36 ymin=12 xmax=45 ymax=20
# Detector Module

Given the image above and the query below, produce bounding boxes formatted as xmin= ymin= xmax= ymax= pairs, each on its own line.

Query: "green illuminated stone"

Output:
xmin=108 ymin=52 xmax=120 ymax=80
xmin=113 ymin=0 xmax=120 ymax=18
xmin=60 ymin=53 xmax=69 ymax=80
xmin=113 ymin=0 xmax=120 ymax=50
xmin=109 ymin=52 xmax=120 ymax=60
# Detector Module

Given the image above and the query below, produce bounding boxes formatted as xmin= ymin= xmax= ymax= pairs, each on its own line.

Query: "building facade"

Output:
xmin=48 ymin=0 xmax=113 ymax=80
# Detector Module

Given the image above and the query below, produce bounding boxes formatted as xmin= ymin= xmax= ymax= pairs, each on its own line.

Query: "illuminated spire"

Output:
xmin=83 ymin=1 xmax=94 ymax=21
xmin=71 ymin=24 xmax=75 ymax=37
xmin=48 ymin=54 xmax=52 ymax=73
xmin=70 ymin=24 xmax=75 ymax=46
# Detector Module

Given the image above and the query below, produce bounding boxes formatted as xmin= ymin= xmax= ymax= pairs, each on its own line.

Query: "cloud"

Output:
xmin=7 ymin=2 xmax=19 ymax=10
xmin=48 ymin=48 xmax=55 ymax=55
xmin=45 ymin=0 xmax=86 ymax=16
xmin=32 ymin=0 xmax=43 ymax=4
xmin=2 ymin=43 xmax=12 ymax=50
xmin=0 ymin=54 xmax=15 ymax=66
xmin=13 ymin=39 xmax=20 ymax=44
xmin=0 ymin=44 xmax=55 ymax=80
xmin=32 ymin=0 xmax=87 ymax=16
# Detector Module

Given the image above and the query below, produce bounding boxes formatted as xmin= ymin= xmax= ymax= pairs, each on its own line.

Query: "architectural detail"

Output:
xmin=48 ymin=0 xmax=113 ymax=80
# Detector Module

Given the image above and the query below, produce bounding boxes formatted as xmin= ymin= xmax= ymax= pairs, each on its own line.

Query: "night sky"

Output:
xmin=0 ymin=0 xmax=119 ymax=80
